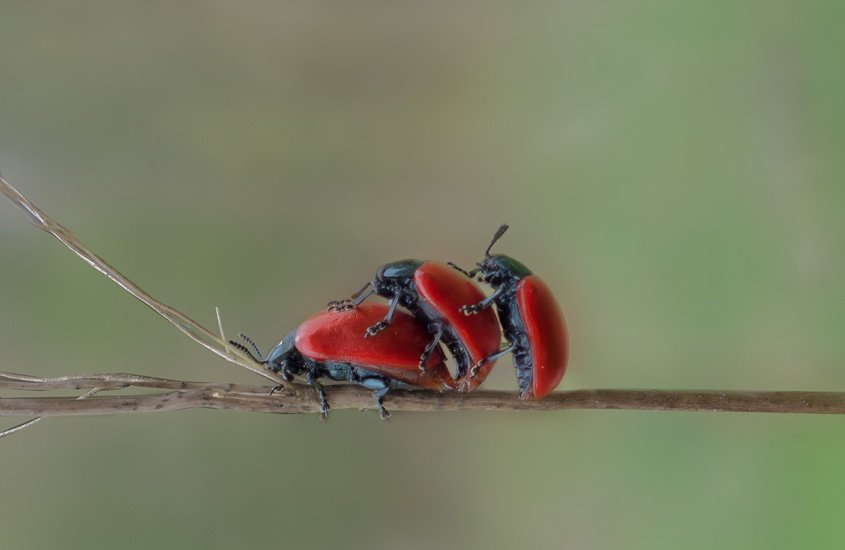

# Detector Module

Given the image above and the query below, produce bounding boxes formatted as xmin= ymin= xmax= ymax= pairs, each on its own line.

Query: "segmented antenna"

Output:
xmin=229 ymin=333 xmax=265 ymax=364
xmin=238 ymin=333 xmax=263 ymax=361
xmin=485 ymin=224 xmax=509 ymax=256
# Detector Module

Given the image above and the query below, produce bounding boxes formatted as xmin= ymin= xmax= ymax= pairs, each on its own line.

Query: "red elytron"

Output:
xmin=516 ymin=275 xmax=568 ymax=399
xmin=296 ymin=304 xmax=455 ymax=391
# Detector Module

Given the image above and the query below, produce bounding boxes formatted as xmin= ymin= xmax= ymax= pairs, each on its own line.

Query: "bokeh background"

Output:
xmin=2 ymin=1 xmax=844 ymax=548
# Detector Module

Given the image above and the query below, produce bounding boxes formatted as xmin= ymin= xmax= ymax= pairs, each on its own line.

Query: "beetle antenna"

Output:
xmin=238 ymin=333 xmax=264 ymax=361
xmin=228 ymin=340 xmax=254 ymax=362
xmin=228 ymin=333 xmax=266 ymax=364
xmin=229 ymin=340 xmax=266 ymax=364
xmin=485 ymin=224 xmax=509 ymax=256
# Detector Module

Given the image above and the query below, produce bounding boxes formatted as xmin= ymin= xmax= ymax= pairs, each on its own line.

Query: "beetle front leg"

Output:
xmin=364 ymin=294 xmax=400 ymax=338
xmin=446 ymin=262 xmax=479 ymax=279
xmin=269 ymin=367 xmax=295 ymax=395
xmin=305 ymin=371 xmax=330 ymax=420
xmin=458 ymin=285 xmax=504 ymax=316
xmin=327 ymin=282 xmax=375 ymax=312
xmin=418 ymin=324 xmax=444 ymax=373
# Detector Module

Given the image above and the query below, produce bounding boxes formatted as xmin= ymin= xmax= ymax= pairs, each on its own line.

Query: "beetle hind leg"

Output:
xmin=353 ymin=373 xmax=392 ymax=421
xmin=418 ymin=325 xmax=444 ymax=373
xmin=469 ymin=344 xmax=515 ymax=378
xmin=373 ymin=387 xmax=391 ymax=421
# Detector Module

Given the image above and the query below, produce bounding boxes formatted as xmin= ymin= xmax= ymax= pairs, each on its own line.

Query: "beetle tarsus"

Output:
xmin=319 ymin=403 xmax=331 ymax=421
xmin=458 ymin=303 xmax=482 ymax=316
xmin=364 ymin=320 xmax=389 ymax=338
xmin=469 ymin=359 xmax=484 ymax=378
xmin=327 ymin=299 xmax=355 ymax=312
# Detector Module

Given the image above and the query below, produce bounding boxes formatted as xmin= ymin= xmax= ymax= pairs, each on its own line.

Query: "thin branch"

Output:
xmin=0 ymin=370 xmax=218 ymax=392
xmin=2 ymin=386 xmax=845 ymax=417
xmin=0 ymin=175 xmax=288 ymax=388
xmin=0 ymin=386 xmax=103 ymax=439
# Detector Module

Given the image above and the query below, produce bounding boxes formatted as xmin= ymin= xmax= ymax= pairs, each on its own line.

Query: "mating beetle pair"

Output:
xmin=232 ymin=225 xmax=568 ymax=419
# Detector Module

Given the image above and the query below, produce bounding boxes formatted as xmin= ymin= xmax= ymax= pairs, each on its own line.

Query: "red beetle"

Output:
xmin=327 ymin=260 xmax=502 ymax=391
xmin=450 ymin=225 xmax=568 ymax=399
xmin=230 ymin=303 xmax=454 ymax=419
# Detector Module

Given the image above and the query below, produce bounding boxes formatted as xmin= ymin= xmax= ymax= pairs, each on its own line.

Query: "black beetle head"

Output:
xmin=473 ymin=225 xmax=532 ymax=286
xmin=375 ymin=259 xmax=423 ymax=282
xmin=264 ymin=330 xmax=302 ymax=376
xmin=477 ymin=254 xmax=532 ymax=286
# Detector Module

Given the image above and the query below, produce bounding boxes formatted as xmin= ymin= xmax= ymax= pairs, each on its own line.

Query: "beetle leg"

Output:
xmin=351 ymin=287 xmax=376 ymax=307
xmin=446 ymin=262 xmax=479 ymax=279
xmin=418 ymin=324 xmax=444 ymax=373
xmin=469 ymin=343 xmax=515 ymax=378
xmin=364 ymin=294 xmax=399 ymax=338
xmin=269 ymin=366 xmax=295 ymax=395
xmin=305 ymin=371 xmax=330 ymax=420
xmin=327 ymin=282 xmax=374 ymax=312
xmin=351 ymin=373 xmax=392 ymax=420
xmin=372 ymin=387 xmax=391 ymax=421
xmin=458 ymin=285 xmax=504 ymax=316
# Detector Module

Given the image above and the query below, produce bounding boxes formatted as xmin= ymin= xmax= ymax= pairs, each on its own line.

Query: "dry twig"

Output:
xmin=1 ymin=374 xmax=844 ymax=416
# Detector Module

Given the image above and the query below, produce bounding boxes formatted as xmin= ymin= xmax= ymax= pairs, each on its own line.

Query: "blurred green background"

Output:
xmin=2 ymin=1 xmax=844 ymax=548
